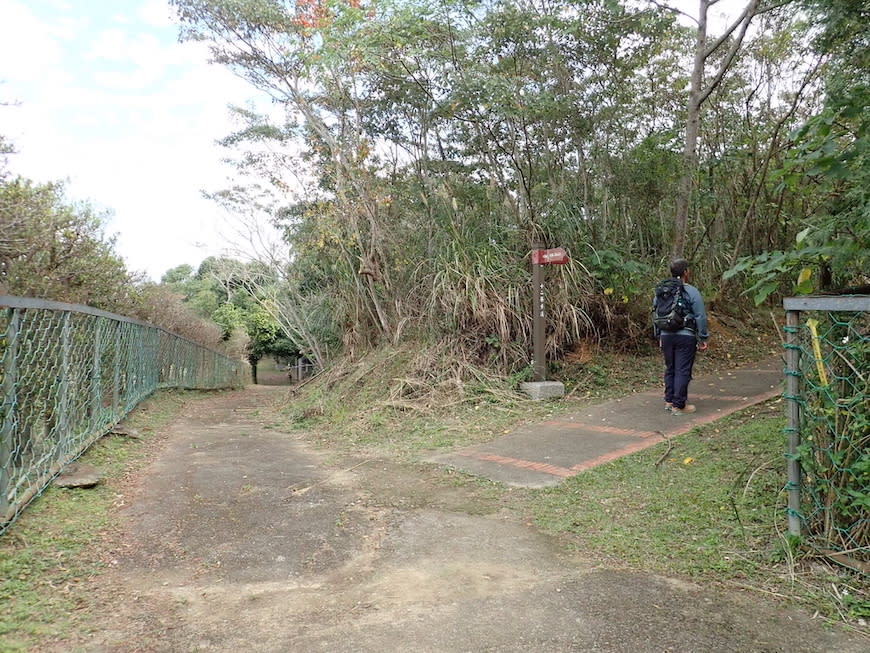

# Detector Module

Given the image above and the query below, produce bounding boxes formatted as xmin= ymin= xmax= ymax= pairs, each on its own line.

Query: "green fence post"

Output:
xmin=151 ymin=327 xmax=160 ymax=389
xmin=113 ymin=323 xmax=121 ymax=419
xmin=785 ymin=308 xmax=802 ymax=537
xmin=90 ymin=317 xmax=102 ymax=428
xmin=59 ymin=312 xmax=72 ymax=456
xmin=1 ymin=309 xmax=20 ymax=524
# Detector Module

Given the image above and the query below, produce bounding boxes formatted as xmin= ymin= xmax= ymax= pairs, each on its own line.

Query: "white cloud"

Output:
xmin=0 ymin=0 xmax=274 ymax=282
xmin=139 ymin=0 xmax=177 ymax=28
xmin=0 ymin=3 xmax=65 ymax=82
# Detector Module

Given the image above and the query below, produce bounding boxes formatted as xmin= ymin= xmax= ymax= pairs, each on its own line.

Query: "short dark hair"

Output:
xmin=670 ymin=258 xmax=689 ymax=277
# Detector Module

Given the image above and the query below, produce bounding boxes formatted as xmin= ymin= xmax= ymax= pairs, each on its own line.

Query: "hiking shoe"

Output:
xmin=672 ymin=404 xmax=696 ymax=415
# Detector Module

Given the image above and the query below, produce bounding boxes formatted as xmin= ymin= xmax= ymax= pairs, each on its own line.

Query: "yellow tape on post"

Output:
xmin=805 ymin=318 xmax=829 ymax=387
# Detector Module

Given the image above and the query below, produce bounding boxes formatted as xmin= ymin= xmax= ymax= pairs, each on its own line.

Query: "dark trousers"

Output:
xmin=661 ymin=334 xmax=697 ymax=409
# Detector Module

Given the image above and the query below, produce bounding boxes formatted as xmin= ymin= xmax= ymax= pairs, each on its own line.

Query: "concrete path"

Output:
xmin=61 ymin=372 xmax=870 ymax=652
xmin=429 ymin=359 xmax=783 ymax=487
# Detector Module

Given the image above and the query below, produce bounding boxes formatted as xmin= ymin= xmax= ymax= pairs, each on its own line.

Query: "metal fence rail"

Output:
xmin=783 ymin=295 xmax=869 ymax=561
xmin=0 ymin=295 xmax=245 ymax=534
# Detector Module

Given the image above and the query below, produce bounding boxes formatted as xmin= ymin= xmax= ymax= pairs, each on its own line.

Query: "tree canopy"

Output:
xmin=166 ymin=0 xmax=865 ymax=369
xmin=0 ymin=176 xmax=136 ymax=311
xmin=5 ymin=0 xmax=866 ymax=371
xmin=726 ymin=0 xmax=870 ymax=301
xmin=0 ymin=141 xmax=232 ymax=352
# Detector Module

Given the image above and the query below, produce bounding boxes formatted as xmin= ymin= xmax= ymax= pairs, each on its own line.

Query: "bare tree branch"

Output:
xmin=646 ymin=0 xmax=698 ymax=26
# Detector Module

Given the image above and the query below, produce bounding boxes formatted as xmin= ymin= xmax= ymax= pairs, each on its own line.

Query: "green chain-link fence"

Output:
xmin=784 ymin=296 xmax=869 ymax=563
xmin=0 ymin=295 xmax=246 ymax=534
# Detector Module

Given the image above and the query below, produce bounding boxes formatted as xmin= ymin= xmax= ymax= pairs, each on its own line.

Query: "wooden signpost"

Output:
xmin=530 ymin=245 xmax=568 ymax=382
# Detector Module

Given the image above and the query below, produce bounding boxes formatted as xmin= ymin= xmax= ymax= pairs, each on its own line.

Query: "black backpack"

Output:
xmin=653 ymin=278 xmax=694 ymax=332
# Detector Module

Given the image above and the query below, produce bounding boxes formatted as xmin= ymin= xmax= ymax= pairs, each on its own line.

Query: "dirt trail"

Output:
xmin=58 ymin=386 xmax=866 ymax=652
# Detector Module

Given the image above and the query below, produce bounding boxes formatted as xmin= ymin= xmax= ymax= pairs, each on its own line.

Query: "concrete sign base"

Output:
xmin=520 ymin=381 xmax=565 ymax=401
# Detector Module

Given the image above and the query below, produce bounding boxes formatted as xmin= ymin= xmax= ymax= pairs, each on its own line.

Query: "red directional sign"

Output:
xmin=531 ymin=247 xmax=569 ymax=265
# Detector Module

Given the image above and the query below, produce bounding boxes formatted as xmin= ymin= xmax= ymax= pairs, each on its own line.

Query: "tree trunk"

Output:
xmin=672 ymin=2 xmax=707 ymax=259
xmin=672 ymin=0 xmax=766 ymax=259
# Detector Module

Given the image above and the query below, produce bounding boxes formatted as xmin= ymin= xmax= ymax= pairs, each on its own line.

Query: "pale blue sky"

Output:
xmin=0 ymin=0 xmax=266 ymax=282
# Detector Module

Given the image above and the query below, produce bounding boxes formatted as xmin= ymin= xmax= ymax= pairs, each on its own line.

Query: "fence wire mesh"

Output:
xmin=1 ymin=296 xmax=245 ymax=534
xmin=783 ymin=296 xmax=869 ymax=563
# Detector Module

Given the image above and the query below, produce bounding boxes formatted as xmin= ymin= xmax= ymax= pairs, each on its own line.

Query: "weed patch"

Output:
xmin=0 ymin=389 xmax=213 ymax=651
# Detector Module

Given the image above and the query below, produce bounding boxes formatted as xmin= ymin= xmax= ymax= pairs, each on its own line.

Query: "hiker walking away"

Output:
xmin=653 ymin=259 xmax=709 ymax=415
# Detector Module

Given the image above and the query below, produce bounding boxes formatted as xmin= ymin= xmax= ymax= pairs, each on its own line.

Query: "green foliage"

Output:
xmin=725 ymin=0 xmax=870 ymax=301
xmin=161 ymin=259 xmax=230 ymax=319
xmin=160 ymin=256 xmax=306 ymax=368
xmin=173 ymin=0 xmax=705 ymax=364
xmin=585 ymin=249 xmax=652 ymax=298
xmin=724 ymin=247 xmax=813 ymax=306
xmin=0 ymin=177 xmax=135 ymax=311
xmin=212 ymin=301 xmax=244 ymax=340
xmin=796 ymin=316 xmax=869 ymax=554
xmin=242 ymin=304 xmax=282 ymax=364
xmin=171 ymin=0 xmax=854 ymax=365
xmin=160 ymin=264 xmax=195 ymax=286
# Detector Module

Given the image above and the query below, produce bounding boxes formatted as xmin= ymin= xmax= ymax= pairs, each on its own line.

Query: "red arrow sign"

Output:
xmin=531 ymin=247 xmax=569 ymax=265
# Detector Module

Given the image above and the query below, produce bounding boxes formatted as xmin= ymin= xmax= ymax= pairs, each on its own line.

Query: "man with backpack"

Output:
xmin=653 ymin=258 xmax=710 ymax=415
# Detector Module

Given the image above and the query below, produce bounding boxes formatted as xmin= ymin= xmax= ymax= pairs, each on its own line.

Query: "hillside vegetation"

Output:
xmin=161 ymin=0 xmax=867 ymax=376
xmin=1 ymin=3 xmax=866 ymax=627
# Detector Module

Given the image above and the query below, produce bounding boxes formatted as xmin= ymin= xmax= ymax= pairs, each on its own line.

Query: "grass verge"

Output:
xmin=0 ymin=389 xmax=211 ymax=652
xmin=530 ymin=398 xmax=869 ymax=629
xmin=533 ymin=400 xmax=791 ymax=576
